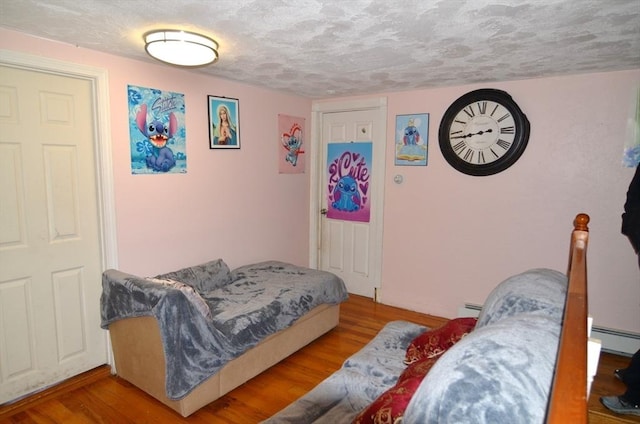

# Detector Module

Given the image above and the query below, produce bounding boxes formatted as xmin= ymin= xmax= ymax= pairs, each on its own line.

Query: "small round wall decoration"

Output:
xmin=438 ymin=88 xmax=530 ymax=176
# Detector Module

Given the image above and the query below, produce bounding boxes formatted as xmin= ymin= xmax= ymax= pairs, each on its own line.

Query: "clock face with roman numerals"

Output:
xmin=439 ymin=89 xmax=530 ymax=176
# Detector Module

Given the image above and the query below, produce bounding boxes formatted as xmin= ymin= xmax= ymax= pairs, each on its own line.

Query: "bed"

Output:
xmin=100 ymin=260 xmax=348 ymax=417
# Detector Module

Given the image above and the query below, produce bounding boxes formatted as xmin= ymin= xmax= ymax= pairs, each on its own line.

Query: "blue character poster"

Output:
xmin=623 ymin=87 xmax=640 ymax=167
xmin=278 ymin=114 xmax=305 ymax=173
xmin=326 ymin=142 xmax=372 ymax=223
xmin=128 ymin=85 xmax=186 ymax=174
xmin=395 ymin=113 xmax=429 ymax=166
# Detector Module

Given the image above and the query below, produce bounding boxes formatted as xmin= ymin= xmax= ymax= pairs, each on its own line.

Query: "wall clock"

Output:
xmin=438 ymin=88 xmax=530 ymax=176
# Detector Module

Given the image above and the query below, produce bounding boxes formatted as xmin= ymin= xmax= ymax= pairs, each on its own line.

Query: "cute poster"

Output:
xmin=128 ymin=85 xmax=186 ymax=174
xmin=278 ymin=114 xmax=305 ymax=173
xmin=326 ymin=142 xmax=372 ymax=223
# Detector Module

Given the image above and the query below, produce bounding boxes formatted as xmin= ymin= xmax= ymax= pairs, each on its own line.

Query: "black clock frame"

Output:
xmin=438 ymin=88 xmax=530 ymax=176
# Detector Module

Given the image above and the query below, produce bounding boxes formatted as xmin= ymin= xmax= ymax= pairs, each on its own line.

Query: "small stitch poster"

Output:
xmin=395 ymin=113 xmax=429 ymax=166
xmin=278 ymin=114 xmax=305 ymax=173
xmin=128 ymin=84 xmax=186 ymax=174
xmin=623 ymin=87 xmax=640 ymax=167
xmin=326 ymin=142 xmax=372 ymax=223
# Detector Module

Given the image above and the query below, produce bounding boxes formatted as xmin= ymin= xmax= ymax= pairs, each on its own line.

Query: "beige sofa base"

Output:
xmin=109 ymin=303 xmax=340 ymax=417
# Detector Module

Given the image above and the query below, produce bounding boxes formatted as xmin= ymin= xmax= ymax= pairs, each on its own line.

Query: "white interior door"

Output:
xmin=0 ymin=65 xmax=107 ymax=403
xmin=317 ymin=103 xmax=386 ymax=298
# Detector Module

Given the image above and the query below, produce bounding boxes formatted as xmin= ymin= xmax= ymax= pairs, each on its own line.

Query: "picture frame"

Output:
xmin=208 ymin=95 xmax=240 ymax=149
xmin=394 ymin=113 xmax=429 ymax=166
xmin=278 ymin=114 xmax=306 ymax=174
xmin=128 ymin=84 xmax=187 ymax=174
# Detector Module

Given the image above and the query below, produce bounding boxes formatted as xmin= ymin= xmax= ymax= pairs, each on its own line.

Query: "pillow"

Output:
xmin=475 ymin=268 xmax=567 ymax=329
xmin=404 ymin=317 xmax=477 ymax=365
xmin=353 ymin=357 xmax=438 ymax=424
xmin=155 ymin=258 xmax=232 ymax=294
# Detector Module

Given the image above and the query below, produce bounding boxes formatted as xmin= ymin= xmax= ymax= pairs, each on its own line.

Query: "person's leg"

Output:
xmin=601 ymin=349 xmax=640 ymax=415
xmin=620 ymin=350 xmax=640 ymax=405
xmin=616 ymin=349 xmax=640 ymax=384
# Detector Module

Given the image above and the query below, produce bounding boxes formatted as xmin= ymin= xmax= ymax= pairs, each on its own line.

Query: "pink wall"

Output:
xmin=3 ymin=28 xmax=638 ymax=334
xmin=322 ymin=70 xmax=640 ymax=333
xmin=0 ymin=28 xmax=313 ymax=275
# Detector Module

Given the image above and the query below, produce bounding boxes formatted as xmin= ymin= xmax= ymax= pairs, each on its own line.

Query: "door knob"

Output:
xmin=320 ymin=208 xmax=328 ymax=215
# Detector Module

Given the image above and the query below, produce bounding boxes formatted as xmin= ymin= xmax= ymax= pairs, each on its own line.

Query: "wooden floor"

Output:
xmin=1 ymin=294 xmax=639 ymax=423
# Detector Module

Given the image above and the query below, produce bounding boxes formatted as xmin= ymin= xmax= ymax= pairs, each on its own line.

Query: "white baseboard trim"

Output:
xmin=457 ymin=303 xmax=482 ymax=318
xmin=458 ymin=303 xmax=639 ymax=356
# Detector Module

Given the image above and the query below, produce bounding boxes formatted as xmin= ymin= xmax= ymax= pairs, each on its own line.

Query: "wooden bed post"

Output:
xmin=546 ymin=213 xmax=590 ymax=423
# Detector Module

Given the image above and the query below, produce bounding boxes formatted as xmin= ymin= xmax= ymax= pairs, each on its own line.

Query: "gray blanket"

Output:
xmin=403 ymin=268 xmax=567 ymax=423
xmin=262 ymin=320 xmax=427 ymax=424
xmin=100 ymin=260 xmax=348 ymax=400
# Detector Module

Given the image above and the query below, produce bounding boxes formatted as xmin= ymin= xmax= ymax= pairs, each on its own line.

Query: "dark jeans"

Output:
xmin=620 ymin=349 xmax=640 ymax=405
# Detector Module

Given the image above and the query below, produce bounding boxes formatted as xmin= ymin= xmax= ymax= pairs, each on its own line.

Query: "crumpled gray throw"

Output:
xmin=403 ymin=268 xmax=567 ymax=424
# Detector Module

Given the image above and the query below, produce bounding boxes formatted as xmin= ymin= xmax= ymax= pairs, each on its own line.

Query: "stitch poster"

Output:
xmin=623 ymin=87 xmax=640 ymax=167
xmin=395 ymin=113 xmax=429 ymax=166
xmin=278 ymin=114 xmax=305 ymax=174
xmin=326 ymin=142 xmax=372 ymax=223
xmin=128 ymin=85 xmax=186 ymax=174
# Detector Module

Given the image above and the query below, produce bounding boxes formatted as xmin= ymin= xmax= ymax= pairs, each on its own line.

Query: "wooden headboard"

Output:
xmin=546 ymin=213 xmax=590 ymax=423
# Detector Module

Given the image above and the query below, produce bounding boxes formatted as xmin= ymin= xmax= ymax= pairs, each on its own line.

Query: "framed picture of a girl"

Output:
xmin=208 ymin=95 xmax=240 ymax=149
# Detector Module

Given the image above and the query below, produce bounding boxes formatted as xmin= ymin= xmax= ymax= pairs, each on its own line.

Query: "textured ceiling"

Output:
xmin=1 ymin=0 xmax=639 ymax=98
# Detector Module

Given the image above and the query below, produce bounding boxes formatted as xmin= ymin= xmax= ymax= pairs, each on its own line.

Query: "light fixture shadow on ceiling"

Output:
xmin=144 ymin=29 xmax=218 ymax=68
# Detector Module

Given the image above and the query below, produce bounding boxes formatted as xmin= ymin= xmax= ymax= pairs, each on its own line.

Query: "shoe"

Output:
xmin=600 ymin=396 xmax=640 ymax=416
xmin=614 ymin=368 xmax=626 ymax=382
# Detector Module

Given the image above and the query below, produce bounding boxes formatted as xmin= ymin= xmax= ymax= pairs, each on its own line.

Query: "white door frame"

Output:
xmin=309 ymin=97 xmax=387 ymax=291
xmin=1 ymin=50 xmax=118 ymax=363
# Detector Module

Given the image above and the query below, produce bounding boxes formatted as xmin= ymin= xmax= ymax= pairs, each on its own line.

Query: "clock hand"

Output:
xmin=450 ymin=128 xmax=494 ymax=139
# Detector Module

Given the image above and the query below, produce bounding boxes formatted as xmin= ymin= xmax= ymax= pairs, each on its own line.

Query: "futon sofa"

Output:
xmin=264 ymin=268 xmax=572 ymax=424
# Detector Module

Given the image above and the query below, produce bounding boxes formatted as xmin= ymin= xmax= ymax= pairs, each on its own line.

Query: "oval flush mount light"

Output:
xmin=144 ymin=30 xmax=218 ymax=67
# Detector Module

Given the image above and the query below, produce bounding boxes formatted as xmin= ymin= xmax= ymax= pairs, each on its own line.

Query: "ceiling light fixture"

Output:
xmin=144 ymin=30 xmax=218 ymax=67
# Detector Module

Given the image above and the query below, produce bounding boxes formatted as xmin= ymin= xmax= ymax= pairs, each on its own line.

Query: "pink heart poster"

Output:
xmin=326 ymin=142 xmax=372 ymax=223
